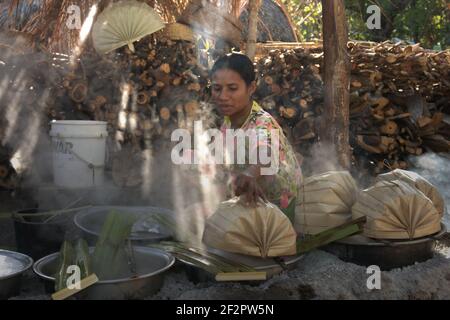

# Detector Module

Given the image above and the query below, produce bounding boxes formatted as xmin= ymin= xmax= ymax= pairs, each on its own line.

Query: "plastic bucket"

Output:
xmin=50 ymin=121 xmax=107 ymax=188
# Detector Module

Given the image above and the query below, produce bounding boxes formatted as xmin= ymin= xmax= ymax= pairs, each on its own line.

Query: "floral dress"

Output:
xmin=219 ymin=101 xmax=303 ymax=222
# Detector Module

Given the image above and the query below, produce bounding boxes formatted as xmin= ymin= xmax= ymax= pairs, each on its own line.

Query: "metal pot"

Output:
xmin=13 ymin=208 xmax=73 ymax=260
xmin=324 ymin=224 xmax=447 ymax=270
xmin=73 ymin=206 xmax=172 ymax=246
xmin=33 ymin=247 xmax=175 ymax=300
xmin=0 ymin=250 xmax=34 ymax=300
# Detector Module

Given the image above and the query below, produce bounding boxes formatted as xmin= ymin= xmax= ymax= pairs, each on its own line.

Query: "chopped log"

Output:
xmin=417 ymin=116 xmax=432 ymax=128
xmin=160 ymin=63 xmax=171 ymax=74
xmin=70 ymin=82 xmax=88 ymax=103
xmin=372 ymin=97 xmax=390 ymax=111
xmin=187 ymin=83 xmax=202 ymax=92
xmin=185 ymin=101 xmax=200 ymax=117
xmin=279 ymin=106 xmax=298 ymax=119
xmin=422 ymin=135 xmax=450 ymax=153
xmin=405 ymin=146 xmax=423 ymax=155
xmin=160 ymin=107 xmax=171 ymax=121
xmin=356 ymin=135 xmax=382 ymax=154
xmin=380 ymin=121 xmax=398 ymax=135
xmin=136 ymin=92 xmax=150 ymax=105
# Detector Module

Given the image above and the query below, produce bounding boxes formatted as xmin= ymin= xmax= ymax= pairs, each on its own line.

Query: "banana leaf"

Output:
xmin=92 ymin=210 xmax=137 ymax=280
xmin=150 ymin=242 xmax=255 ymax=274
xmin=54 ymin=241 xmax=75 ymax=292
xmin=160 ymin=241 xmax=255 ymax=272
xmin=74 ymin=239 xmax=92 ymax=278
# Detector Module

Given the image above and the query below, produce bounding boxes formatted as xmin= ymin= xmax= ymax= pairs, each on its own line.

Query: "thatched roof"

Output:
xmin=2 ymin=0 xmax=245 ymax=53
xmin=239 ymin=0 xmax=297 ymax=42
xmin=0 ymin=0 xmax=42 ymax=30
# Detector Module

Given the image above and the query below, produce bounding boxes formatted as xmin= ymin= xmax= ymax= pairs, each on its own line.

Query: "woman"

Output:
xmin=210 ymin=53 xmax=302 ymax=222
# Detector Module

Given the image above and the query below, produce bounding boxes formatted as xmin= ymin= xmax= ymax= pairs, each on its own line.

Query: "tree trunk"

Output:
xmin=246 ymin=0 xmax=262 ymax=60
xmin=320 ymin=0 xmax=351 ymax=169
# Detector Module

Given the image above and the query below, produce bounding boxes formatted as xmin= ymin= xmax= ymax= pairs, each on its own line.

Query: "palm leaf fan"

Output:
xmin=203 ymin=197 xmax=297 ymax=258
xmin=92 ymin=0 xmax=165 ymax=54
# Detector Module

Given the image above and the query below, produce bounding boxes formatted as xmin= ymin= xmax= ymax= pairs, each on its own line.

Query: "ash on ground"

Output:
xmin=9 ymin=244 xmax=450 ymax=300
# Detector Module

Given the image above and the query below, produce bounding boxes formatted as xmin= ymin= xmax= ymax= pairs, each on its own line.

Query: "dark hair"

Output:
xmin=210 ymin=53 xmax=256 ymax=86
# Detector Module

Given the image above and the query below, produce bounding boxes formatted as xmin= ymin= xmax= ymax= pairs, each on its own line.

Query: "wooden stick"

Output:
xmin=0 ymin=212 xmax=13 ymax=220
xmin=51 ymin=274 xmax=99 ymax=300
xmin=386 ymin=113 xmax=411 ymax=120
xmin=215 ymin=272 xmax=267 ymax=282
xmin=12 ymin=206 xmax=92 ymax=219
xmin=246 ymin=0 xmax=263 ymax=60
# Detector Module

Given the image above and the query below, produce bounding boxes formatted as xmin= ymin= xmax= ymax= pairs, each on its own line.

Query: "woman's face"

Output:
xmin=211 ymin=69 xmax=256 ymax=117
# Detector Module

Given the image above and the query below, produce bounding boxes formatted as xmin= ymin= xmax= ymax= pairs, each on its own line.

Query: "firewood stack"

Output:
xmin=254 ymin=46 xmax=324 ymax=147
xmin=348 ymin=41 xmax=450 ymax=174
xmin=48 ymin=35 xmax=217 ymax=151
xmin=253 ymin=42 xmax=450 ymax=174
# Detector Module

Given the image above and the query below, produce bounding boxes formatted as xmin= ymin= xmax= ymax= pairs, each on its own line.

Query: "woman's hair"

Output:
xmin=210 ymin=53 xmax=256 ymax=86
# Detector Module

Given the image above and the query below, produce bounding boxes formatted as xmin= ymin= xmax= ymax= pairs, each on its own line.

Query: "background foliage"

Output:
xmin=282 ymin=0 xmax=450 ymax=49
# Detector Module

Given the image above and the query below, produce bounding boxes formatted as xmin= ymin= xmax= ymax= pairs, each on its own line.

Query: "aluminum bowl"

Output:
xmin=0 ymin=250 xmax=34 ymax=300
xmin=33 ymin=247 xmax=175 ymax=300
xmin=73 ymin=206 xmax=173 ymax=246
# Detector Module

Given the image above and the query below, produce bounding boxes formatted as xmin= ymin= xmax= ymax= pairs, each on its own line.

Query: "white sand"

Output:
xmin=152 ymin=244 xmax=450 ymax=300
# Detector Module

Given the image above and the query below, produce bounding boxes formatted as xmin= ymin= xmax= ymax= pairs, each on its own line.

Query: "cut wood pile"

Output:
xmin=46 ymin=36 xmax=220 ymax=151
xmin=254 ymin=41 xmax=450 ymax=175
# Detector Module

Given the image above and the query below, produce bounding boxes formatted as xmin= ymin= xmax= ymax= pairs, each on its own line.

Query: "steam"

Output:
xmin=409 ymin=153 xmax=450 ymax=228
xmin=70 ymin=4 xmax=97 ymax=66
xmin=0 ymin=32 xmax=49 ymax=187
xmin=296 ymin=141 xmax=345 ymax=184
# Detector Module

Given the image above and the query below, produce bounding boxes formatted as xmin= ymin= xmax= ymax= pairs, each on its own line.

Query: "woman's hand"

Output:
xmin=234 ymin=169 xmax=267 ymax=207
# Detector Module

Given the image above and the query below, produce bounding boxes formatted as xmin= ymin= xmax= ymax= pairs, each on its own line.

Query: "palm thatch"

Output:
xmin=239 ymin=0 xmax=297 ymax=42
xmin=4 ymin=0 xmax=245 ymax=53
xmin=0 ymin=0 xmax=41 ymax=30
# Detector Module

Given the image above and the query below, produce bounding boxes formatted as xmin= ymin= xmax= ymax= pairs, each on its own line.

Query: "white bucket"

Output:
xmin=50 ymin=121 xmax=108 ymax=188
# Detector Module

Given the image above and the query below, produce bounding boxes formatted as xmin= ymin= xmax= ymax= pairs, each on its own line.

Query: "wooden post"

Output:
xmin=320 ymin=0 xmax=351 ymax=169
xmin=246 ymin=0 xmax=262 ymax=60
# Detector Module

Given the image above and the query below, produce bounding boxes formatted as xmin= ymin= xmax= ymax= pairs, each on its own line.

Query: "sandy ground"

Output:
xmin=151 ymin=244 xmax=450 ymax=300
xmin=7 ymin=242 xmax=450 ymax=300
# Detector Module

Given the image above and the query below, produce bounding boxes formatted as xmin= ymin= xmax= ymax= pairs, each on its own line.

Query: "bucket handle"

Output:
xmin=54 ymin=134 xmax=105 ymax=185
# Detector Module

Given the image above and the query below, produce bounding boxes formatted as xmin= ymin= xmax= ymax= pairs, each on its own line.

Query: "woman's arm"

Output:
xmin=234 ymin=165 xmax=270 ymax=206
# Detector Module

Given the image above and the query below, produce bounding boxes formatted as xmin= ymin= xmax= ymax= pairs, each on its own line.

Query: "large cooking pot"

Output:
xmin=0 ymin=249 xmax=34 ymax=300
xmin=13 ymin=208 xmax=77 ymax=260
xmin=324 ymin=224 xmax=447 ymax=270
xmin=33 ymin=246 xmax=175 ymax=300
xmin=74 ymin=206 xmax=172 ymax=245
